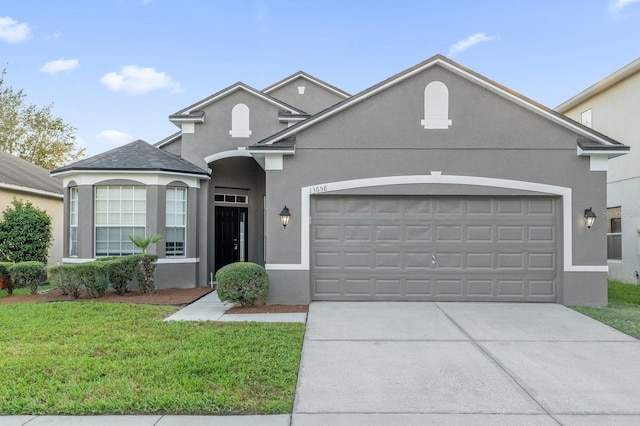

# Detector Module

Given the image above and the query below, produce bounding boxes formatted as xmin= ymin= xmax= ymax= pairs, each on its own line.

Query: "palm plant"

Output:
xmin=129 ymin=234 xmax=163 ymax=295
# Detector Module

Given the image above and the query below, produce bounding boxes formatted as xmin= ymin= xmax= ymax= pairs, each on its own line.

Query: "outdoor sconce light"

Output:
xmin=584 ymin=207 xmax=597 ymax=229
xmin=279 ymin=205 xmax=291 ymax=229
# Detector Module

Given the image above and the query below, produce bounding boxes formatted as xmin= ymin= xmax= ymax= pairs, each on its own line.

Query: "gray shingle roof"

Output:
xmin=51 ymin=140 xmax=209 ymax=177
xmin=0 ymin=150 xmax=62 ymax=196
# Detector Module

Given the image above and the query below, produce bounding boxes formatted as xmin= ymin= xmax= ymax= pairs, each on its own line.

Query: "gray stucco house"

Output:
xmin=51 ymin=55 xmax=628 ymax=306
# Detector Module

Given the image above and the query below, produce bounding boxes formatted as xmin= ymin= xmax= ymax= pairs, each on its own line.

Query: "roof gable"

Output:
xmin=253 ymin=55 xmax=626 ymax=153
xmin=0 ymin=151 xmax=62 ymax=196
xmin=51 ymin=140 xmax=208 ymax=177
xmin=263 ymin=71 xmax=351 ymax=99
xmin=170 ymin=82 xmax=307 ymax=125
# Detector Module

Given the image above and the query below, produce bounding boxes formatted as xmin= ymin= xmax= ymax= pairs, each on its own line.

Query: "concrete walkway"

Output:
xmin=164 ymin=290 xmax=307 ymax=323
xmin=292 ymin=302 xmax=640 ymax=425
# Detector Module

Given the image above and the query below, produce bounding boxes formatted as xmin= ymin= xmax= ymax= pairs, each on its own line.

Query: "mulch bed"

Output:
xmin=0 ymin=286 xmax=309 ymax=313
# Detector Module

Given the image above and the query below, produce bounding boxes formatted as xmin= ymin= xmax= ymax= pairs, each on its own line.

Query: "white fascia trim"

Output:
xmin=0 ymin=182 xmax=63 ymax=199
xmin=156 ymin=257 xmax=200 ymax=264
xmin=182 ymin=85 xmax=303 ymax=115
xmin=577 ymin=147 xmax=628 ymax=158
xmin=278 ymin=116 xmax=307 ymax=123
xmin=204 ymin=149 xmax=253 ymax=164
xmin=56 ymin=171 xmax=205 ymax=189
xmin=170 ymin=115 xmax=205 ymax=123
xmin=247 ymin=149 xmax=295 ymax=156
xmin=155 ymin=133 xmax=181 ymax=149
xmin=265 ymin=173 xmax=602 ymax=274
xmin=556 ymin=57 xmax=640 ymax=112
xmin=264 ymin=73 xmax=351 ymax=98
xmin=264 ymin=58 xmax=615 ymax=147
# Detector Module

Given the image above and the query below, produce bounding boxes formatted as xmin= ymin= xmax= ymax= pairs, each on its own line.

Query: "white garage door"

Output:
xmin=311 ymin=195 xmax=559 ymax=301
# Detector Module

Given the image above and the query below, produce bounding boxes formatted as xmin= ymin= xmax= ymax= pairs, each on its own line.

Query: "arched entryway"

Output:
xmin=206 ymin=155 xmax=265 ymax=273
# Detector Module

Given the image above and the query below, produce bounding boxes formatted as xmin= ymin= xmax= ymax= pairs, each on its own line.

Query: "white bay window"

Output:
xmin=95 ymin=186 xmax=146 ymax=256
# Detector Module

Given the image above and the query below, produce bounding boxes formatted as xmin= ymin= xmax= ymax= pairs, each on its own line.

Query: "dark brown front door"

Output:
xmin=215 ymin=206 xmax=248 ymax=272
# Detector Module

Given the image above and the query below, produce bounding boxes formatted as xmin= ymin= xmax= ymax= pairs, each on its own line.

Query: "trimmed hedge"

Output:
xmin=93 ymin=254 xmax=153 ymax=295
xmin=48 ymin=264 xmax=82 ymax=298
xmin=7 ymin=261 xmax=46 ymax=295
xmin=215 ymin=262 xmax=269 ymax=307
xmin=47 ymin=254 xmax=160 ymax=298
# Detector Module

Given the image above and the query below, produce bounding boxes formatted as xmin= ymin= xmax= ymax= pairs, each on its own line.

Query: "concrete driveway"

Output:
xmin=292 ymin=302 xmax=640 ymax=425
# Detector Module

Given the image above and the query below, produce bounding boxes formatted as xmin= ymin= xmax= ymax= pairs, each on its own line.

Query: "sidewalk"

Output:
xmin=2 ymin=414 xmax=291 ymax=425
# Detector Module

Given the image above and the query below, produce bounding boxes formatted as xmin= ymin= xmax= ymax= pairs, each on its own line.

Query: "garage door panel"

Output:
xmin=528 ymin=226 xmax=554 ymax=241
xmin=311 ymin=195 xmax=558 ymax=302
xmin=498 ymin=280 xmax=526 ymax=296
xmin=497 ymin=199 xmax=525 ymax=214
xmin=467 ymin=280 xmax=493 ymax=296
xmin=530 ymin=280 xmax=555 ymax=296
xmin=467 ymin=225 xmax=493 ymax=241
xmin=405 ymin=225 xmax=431 ymax=241
xmin=528 ymin=198 xmax=555 ymax=214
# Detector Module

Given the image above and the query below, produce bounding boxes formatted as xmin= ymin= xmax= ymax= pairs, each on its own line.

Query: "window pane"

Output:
xmin=121 ymin=187 xmax=133 ymax=200
xmin=611 ymin=218 xmax=622 ymax=234
xmin=165 ymin=227 xmax=185 ymax=256
xmin=95 ymin=186 xmax=146 ymax=256
xmin=608 ymin=234 xmax=622 ymax=260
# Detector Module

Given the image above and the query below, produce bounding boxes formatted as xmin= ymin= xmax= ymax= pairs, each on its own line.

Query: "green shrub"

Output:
xmin=95 ymin=255 xmax=140 ymax=295
xmin=0 ymin=198 xmax=52 ymax=263
xmin=0 ymin=261 xmax=13 ymax=294
xmin=215 ymin=262 xmax=269 ymax=307
xmin=8 ymin=261 xmax=46 ymax=295
xmin=76 ymin=262 xmax=110 ymax=298
xmin=48 ymin=264 xmax=82 ymax=299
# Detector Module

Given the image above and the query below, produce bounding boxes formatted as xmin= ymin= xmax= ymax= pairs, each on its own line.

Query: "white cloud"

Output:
xmin=0 ymin=16 xmax=31 ymax=43
xmin=40 ymin=59 xmax=79 ymax=74
xmin=609 ymin=0 xmax=640 ymax=14
xmin=100 ymin=65 xmax=182 ymax=95
xmin=96 ymin=130 xmax=133 ymax=146
xmin=44 ymin=31 xmax=61 ymax=41
xmin=448 ymin=32 xmax=496 ymax=57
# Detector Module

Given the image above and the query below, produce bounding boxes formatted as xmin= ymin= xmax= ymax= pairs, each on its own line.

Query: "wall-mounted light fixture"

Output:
xmin=279 ymin=205 xmax=291 ymax=229
xmin=584 ymin=207 xmax=597 ymax=229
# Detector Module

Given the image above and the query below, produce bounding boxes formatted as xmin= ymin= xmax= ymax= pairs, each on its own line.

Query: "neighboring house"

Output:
xmin=51 ymin=55 xmax=628 ymax=306
xmin=0 ymin=150 xmax=64 ymax=264
xmin=556 ymin=57 xmax=640 ymax=285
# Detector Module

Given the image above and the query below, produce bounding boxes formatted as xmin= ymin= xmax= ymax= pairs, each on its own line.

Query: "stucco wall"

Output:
xmin=561 ymin=70 xmax=640 ymax=284
xmin=264 ymin=64 xmax=607 ymax=305
xmin=265 ymin=76 xmax=348 ymax=115
xmin=180 ymin=90 xmax=289 ymax=170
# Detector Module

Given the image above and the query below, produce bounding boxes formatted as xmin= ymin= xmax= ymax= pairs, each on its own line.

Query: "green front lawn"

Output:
xmin=573 ymin=280 xmax=640 ymax=339
xmin=0 ymin=303 xmax=305 ymax=415
xmin=0 ymin=284 xmax=54 ymax=298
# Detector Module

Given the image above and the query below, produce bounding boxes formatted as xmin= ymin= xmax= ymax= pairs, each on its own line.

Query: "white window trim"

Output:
xmin=165 ymin=187 xmax=187 ymax=257
xmin=69 ymin=187 xmax=78 ymax=257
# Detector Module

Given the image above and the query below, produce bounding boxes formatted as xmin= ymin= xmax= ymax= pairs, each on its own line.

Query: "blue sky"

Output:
xmin=1 ymin=0 xmax=640 ymax=157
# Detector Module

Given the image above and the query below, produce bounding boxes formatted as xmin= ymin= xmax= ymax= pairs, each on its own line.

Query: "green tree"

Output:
xmin=0 ymin=198 xmax=52 ymax=263
xmin=0 ymin=68 xmax=85 ymax=170
xmin=129 ymin=234 xmax=163 ymax=295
